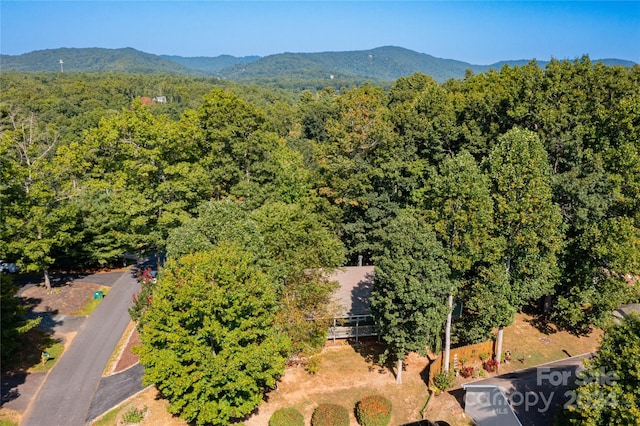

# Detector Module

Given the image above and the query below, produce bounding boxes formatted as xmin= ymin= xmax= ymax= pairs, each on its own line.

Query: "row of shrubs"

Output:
xmin=269 ymin=395 xmax=392 ymax=426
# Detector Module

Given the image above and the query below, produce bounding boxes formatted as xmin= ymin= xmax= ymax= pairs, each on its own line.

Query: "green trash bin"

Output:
xmin=93 ymin=290 xmax=104 ymax=300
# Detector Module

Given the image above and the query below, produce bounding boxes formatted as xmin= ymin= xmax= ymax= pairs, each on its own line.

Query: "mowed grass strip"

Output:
xmin=70 ymin=287 xmax=109 ymax=316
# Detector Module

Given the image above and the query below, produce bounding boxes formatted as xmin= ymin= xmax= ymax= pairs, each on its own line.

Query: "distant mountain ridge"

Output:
xmin=160 ymin=54 xmax=260 ymax=73
xmin=0 ymin=47 xmax=200 ymax=75
xmin=1 ymin=46 xmax=636 ymax=83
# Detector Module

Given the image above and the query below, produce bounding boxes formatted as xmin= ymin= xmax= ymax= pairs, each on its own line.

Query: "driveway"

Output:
xmin=20 ymin=268 xmax=141 ymax=426
xmin=464 ymin=354 xmax=593 ymax=426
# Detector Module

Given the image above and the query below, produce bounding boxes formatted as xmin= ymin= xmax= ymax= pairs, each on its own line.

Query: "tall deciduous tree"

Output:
xmin=1 ymin=107 xmax=80 ymax=288
xmin=423 ymin=150 xmax=493 ymax=370
xmin=370 ymin=209 xmax=450 ymax=383
xmin=485 ymin=128 xmax=563 ymax=363
xmin=253 ymin=201 xmax=345 ymax=353
xmin=196 ymin=88 xmax=279 ymax=205
xmin=165 ymin=199 xmax=264 ymax=261
xmin=136 ymin=245 xmax=290 ymax=426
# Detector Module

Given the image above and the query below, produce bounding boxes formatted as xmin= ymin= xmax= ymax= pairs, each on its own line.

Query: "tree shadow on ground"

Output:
xmin=1 ymin=372 xmax=25 ymax=405
xmin=448 ymin=388 xmax=466 ymax=413
xmin=419 ymin=355 xmax=440 ymax=387
xmin=1 ymin=328 xmax=62 ymax=405
xmin=350 ymin=338 xmax=395 ymax=375
xmin=20 ymin=294 xmax=64 ymax=336
xmin=14 ymin=272 xmax=89 ymax=289
xmin=522 ymin=303 xmax=594 ymax=337
xmin=521 ymin=303 xmax=558 ymax=335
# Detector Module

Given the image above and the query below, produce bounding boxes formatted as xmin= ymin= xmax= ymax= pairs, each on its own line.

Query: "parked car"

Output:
xmin=0 ymin=260 xmax=20 ymax=273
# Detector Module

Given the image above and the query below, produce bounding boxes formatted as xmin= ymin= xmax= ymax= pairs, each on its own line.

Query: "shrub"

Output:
xmin=479 ymin=352 xmax=489 ymax=361
xmin=356 ymin=395 xmax=392 ymax=426
xmin=129 ymin=267 xmax=156 ymax=329
xmin=269 ymin=407 xmax=304 ymax=426
xmin=311 ymin=403 xmax=349 ymax=426
xmin=121 ymin=405 xmax=147 ymax=424
xmin=484 ymin=358 xmax=499 ymax=372
xmin=460 ymin=366 xmax=475 ymax=378
xmin=433 ymin=370 xmax=455 ymax=392
xmin=305 ymin=357 xmax=320 ymax=375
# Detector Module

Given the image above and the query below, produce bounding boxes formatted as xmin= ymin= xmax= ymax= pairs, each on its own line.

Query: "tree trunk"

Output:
xmin=443 ymin=293 xmax=453 ymax=372
xmin=43 ymin=269 xmax=51 ymax=290
xmin=496 ymin=325 xmax=504 ymax=366
xmin=396 ymin=358 xmax=403 ymax=384
xmin=543 ymin=295 xmax=553 ymax=314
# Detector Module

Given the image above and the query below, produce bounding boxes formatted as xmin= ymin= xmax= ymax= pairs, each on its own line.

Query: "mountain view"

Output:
xmin=2 ymin=46 xmax=636 ymax=83
xmin=2 ymin=39 xmax=639 ymax=426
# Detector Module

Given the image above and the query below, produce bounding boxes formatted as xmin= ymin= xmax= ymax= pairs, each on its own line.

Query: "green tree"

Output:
xmin=253 ymin=200 xmax=345 ymax=353
xmin=0 ymin=107 xmax=81 ymax=288
xmin=314 ymin=84 xmax=419 ymax=264
xmin=78 ymin=101 xmax=209 ymax=256
xmin=389 ymin=74 xmax=459 ymax=165
xmin=252 ymin=201 xmax=345 ymax=281
xmin=136 ymin=245 xmax=290 ymax=426
xmin=565 ymin=314 xmax=640 ymax=425
xmin=370 ymin=209 xmax=450 ymax=383
xmin=423 ymin=150 xmax=494 ymax=369
xmin=165 ymin=199 xmax=264 ymax=261
xmin=545 ymin=63 xmax=640 ymax=330
xmin=485 ymin=128 xmax=563 ymax=362
xmin=196 ymin=88 xmax=280 ymax=205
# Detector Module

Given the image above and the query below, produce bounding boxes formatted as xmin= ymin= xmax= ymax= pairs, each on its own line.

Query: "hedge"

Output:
xmin=356 ymin=395 xmax=392 ymax=426
xmin=269 ymin=407 xmax=304 ymax=426
xmin=311 ymin=403 xmax=349 ymax=426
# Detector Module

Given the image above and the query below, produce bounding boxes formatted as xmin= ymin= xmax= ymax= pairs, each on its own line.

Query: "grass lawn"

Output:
xmin=90 ymin=311 xmax=603 ymax=426
xmin=28 ymin=339 xmax=65 ymax=373
xmin=71 ymin=287 xmax=109 ymax=316
xmin=0 ymin=411 xmax=20 ymax=426
xmin=499 ymin=312 xmax=601 ymax=372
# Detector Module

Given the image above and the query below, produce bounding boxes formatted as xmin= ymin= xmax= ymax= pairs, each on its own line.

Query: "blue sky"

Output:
xmin=1 ymin=1 xmax=639 ymax=64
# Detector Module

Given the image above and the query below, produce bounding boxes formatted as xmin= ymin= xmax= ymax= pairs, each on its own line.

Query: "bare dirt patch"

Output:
xmin=21 ymin=281 xmax=108 ymax=316
xmin=243 ymin=342 xmax=467 ymax=426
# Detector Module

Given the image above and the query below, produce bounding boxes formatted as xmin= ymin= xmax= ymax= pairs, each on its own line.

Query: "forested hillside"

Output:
xmin=0 ymin=47 xmax=200 ymax=74
xmin=4 ymin=46 xmax=636 ymax=85
xmin=1 ymin=57 xmax=638 ymax=424
xmin=160 ymin=53 xmax=260 ymax=73
xmin=217 ymin=46 xmax=484 ymax=82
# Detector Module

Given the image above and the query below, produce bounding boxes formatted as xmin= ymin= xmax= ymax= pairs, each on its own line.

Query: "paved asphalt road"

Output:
xmin=21 ymin=269 xmax=140 ymax=426
xmin=86 ymin=363 xmax=146 ymax=423
xmin=468 ymin=354 xmax=593 ymax=426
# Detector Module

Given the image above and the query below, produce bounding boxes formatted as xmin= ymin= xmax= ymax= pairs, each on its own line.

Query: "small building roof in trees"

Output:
xmin=328 ymin=266 xmax=374 ymax=317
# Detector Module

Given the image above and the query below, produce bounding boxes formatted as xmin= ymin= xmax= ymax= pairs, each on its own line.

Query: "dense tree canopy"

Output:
xmin=565 ymin=314 xmax=640 ymax=425
xmin=370 ymin=208 xmax=451 ymax=383
xmin=137 ymin=245 xmax=289 ymax=425
xmin=1 ymin=58 xmax=639 ymax=418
